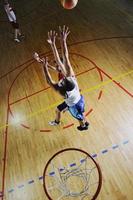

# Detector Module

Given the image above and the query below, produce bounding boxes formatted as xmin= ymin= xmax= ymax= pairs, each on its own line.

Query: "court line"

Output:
xmin=0 ymin=68 xmax=133 ymax=131
xmin=3 ymin=139 xmax=129 ymax=197
xmin=0 ymin=106 xmax=10 ymax=200
xmin=9 ymin=67 xmax=96 ymax=106
xmin=1 ymin=40 xmax=133 ymax=199
xmin=8 ymin=52 xmax=99 ymax=132
xmin=98 ymin=67 xmax=133 ymax=97
xmin=0 ymin=35 xmax=133 ymax=80
xmin=63 ymin=123 xmax=74 ymax=129
xmin=84 ymin=108 xmax=93 ymax=117
xmin=8 ymin=52 xmax=103 ymax=132
xmin=98 ymin=90 xmax=103 ymax=100
xmin=84 ymin=69 xmax=133 ymax=94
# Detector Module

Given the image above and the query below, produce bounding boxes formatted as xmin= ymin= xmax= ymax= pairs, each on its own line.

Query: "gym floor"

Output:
xmin=0 ymin=0 xmax=133 ymax=199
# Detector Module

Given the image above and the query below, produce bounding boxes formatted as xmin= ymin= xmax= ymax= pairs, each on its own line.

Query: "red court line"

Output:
xmin=98 ymin=67 xmax=133 ymax=98
xmin=63 ymin=123 xmax=74 ymax=129
xmin=0 ymin=60 xmax=34 ymax=80
xmin=7 ymin=51 xmax=133 ymax=132
xmin=96 ymin=68 xmax=103 ymax=82
xmin=1 ymin=61 xmax=36 ymax=200
xmin=1 ymin=36 xmax=133 ymax=80
xmin=1 ymin=107 xmax=10 ymax=200
xmin=7 ymin=52 xmax=105 ymax=133
xmin=20 ymin=124 xmax=30 ymax=129
xmin=85 ymin=108 xmax=93 ymax=117
xmin=9 ymin=52 xmax=97 ymax=106
xmin=69 ymin=36 xmax=133 ymax=47
xmin=10 ymin=86 xmax=50 ymax=105
xmin=116 ymin=83 xmax=133 ymax=97
xmin=2 ymin=37 xmax=132 ymax=198
xmin=0 ymin=51 xmax=50 ymax=80
xmin=71 ymin=52 xmax=98 ymax=68
xmin=98 ymin=90 xmax=103 ymax=100
xmin=7 ymin=61 xmax=35 ymax=106
xmin=0 ymin=50 xmax=54 ymax=80
xmin=9 ymin=67 xmax=95 ymax=105
xmin=40 ymin=129 xmax=52 ymax=132
xmin=76 ymin=67 xmax=96 ymax=76
xmin=8 ymin=106 xmax=13 ymax=117
xmin=0 ymin=35 xmax=131 ymax=200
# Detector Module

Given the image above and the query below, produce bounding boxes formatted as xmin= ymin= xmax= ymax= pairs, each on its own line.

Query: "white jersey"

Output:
xmin=4 ymin=4 xmax=16 ymax=22
xmin=65 ymin=77 xmax=81 ymax=107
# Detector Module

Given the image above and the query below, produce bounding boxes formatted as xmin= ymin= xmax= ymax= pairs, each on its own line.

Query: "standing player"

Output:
xmin=4 ymin=0 xmax=23 ymax=42
xmin=34 ymin=26 xmax=89 ymax=131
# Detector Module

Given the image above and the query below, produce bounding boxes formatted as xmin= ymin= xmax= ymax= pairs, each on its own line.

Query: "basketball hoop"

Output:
xmin=43 ymin=148 xmax=102 ymax=200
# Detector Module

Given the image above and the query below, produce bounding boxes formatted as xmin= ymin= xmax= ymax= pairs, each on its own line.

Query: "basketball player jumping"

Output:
xmin=34 ymin=26 xmax=89 ymax=131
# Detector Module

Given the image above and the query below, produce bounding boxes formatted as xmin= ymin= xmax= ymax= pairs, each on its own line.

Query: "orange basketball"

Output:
xmin=60 ymin=0 xmax=78 ymax=10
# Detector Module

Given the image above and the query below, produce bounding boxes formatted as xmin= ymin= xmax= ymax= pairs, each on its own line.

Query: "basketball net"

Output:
xmin=43 ymin=148 xmax=102 ymax=200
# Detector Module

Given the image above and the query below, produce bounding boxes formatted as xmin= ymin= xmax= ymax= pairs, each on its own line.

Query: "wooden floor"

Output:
xmin=0 ymin=0 xmax=133 ymax=199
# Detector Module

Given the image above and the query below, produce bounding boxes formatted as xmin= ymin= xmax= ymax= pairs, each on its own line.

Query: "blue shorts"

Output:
xmin=68 ymin=95 xmax=85 ymax=121
xmin=57 ymin=95 xmax=85 ymax=121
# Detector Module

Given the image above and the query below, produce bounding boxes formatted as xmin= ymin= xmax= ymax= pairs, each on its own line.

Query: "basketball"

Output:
xmin=60 ymin=0 xmax=78 ymax=10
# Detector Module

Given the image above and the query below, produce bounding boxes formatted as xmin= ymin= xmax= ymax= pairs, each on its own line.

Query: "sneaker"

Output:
xmin=20 ymin=34 xmax=25 ymax=38
xmin=48 ymin=120 xmax=60 ymax=126
xmin=14 ymin=38 xmax=20 ymax=42
xmin=77 ymin=125 xmax=88 ymax=131
xmin=85 ymin=121 xmax=89 ymax=127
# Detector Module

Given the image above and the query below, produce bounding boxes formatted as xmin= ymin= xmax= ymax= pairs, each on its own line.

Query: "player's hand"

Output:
xmin=34 ymin=52 xmax=42 ymax=63
xmin=47 ymin=30 xmax=57 ymax=45
xmin=42 ymin=57 xmax=49 ymax=68
xmin=59 ymin=25 xmax=70 ymax=41
xmin=56 ymin=66 xmax=61 ymax=72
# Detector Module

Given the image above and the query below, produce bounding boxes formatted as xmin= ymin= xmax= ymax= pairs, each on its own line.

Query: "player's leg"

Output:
xmin=13 ymin=22 xmax=21 ymax=42
xmin=77 ymin=119 xmax=89 ymax=131
xmin=13 ymin=22 xmax=24 ymax=42
xmin=68 ymin=95 xmax=89 ymax=131
xmin=49 ymin=101 xmax=68 ymax=125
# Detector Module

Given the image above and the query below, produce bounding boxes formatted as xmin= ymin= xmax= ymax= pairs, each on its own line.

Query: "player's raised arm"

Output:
xmin=59 ymin=25 xmax=75 ymax=77
xmin=34 ymin=53 xmax=57 ymax=89
xmin=47 ymin=30 xmax=67 ymax=76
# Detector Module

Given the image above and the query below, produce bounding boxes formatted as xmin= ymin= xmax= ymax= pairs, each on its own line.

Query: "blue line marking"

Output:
xmin=49 ymin=171 xmax=55 ymax=176
xmin=18 ymin=185 xmax=24 ymax=189
xmin=39 ymin=176 xmax=43 ymax=180
xmin=59 ymin=168 xmax=65 ymax=172
xmin=8 ymin=189 xmax=14 ymax=193
xmin=6 ymin=138 xmax=129 ymax=195
xmin=80 ymin=158 xmax=86 ymax=163
xmin=91 ymin=154 xmax=97 ymax=158
xmin=28 ymin=180 xmax=34 ymax=184
xmin=101 ymin=149 xmax=108 ymax=154
xmin=70 ymin=163 xmax=76 ymax=167
xmin=123 ymin=140 xmax=129 ymax=145
xmin=112 ymin=144 xmax=119 ymax=149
